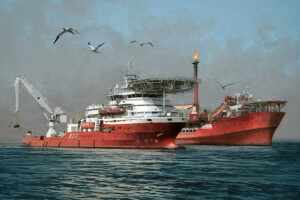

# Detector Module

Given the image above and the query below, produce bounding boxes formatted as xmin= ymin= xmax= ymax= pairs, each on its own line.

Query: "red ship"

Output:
xmin=175 ymin=54 xmax=287 ymax=146
xmin=16 ymin=60 xmax=196 ymax=149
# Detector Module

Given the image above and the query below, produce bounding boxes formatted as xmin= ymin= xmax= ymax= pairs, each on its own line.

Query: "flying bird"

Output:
xmin=130 ymin=40 xmax=153 ymax=47
xmin=88 ymin=41 xmax=105 ymax=53
xmin=215 ymin=79 xmax=235 ymax=90
xmin=53 ymin=27 xmax=79 ymax=44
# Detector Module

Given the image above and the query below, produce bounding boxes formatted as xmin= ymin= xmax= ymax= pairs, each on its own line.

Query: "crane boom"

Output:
xmin=15 ymin=77 xmax=53 ymax=118
xmin=14 ymin=76 xmax=67 ymax=137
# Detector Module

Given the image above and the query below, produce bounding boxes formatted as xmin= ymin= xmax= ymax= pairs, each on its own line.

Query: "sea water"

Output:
xmin=0 ymin=142 xmax=299 ymax=199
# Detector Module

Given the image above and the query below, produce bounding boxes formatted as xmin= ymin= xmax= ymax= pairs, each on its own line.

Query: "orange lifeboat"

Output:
xmin=81 ymin=122 xmax=95 ymax=129
xmin=110 ymin=108 xmax=125 ymax=115
xmin=99 ymin=108 xmax=125 ymax=116
xmin=99 ymin=109 xmax=111 ymax=116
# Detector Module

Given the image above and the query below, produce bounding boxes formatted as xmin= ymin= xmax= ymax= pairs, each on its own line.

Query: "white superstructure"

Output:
xmin=67 ymin=60 xmax=197 ymax=132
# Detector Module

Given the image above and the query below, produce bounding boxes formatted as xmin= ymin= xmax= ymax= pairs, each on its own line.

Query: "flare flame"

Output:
xmin=193 ymin=52 xmax=199 ymax=60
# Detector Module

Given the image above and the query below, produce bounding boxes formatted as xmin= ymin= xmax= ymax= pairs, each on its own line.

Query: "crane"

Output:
xmin=14 ymin=77 xmax=67 ymax=137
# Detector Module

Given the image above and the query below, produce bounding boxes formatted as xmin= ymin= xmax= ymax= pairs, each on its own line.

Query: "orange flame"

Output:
xmin=193 ymin=52 xmax=199 ymax=60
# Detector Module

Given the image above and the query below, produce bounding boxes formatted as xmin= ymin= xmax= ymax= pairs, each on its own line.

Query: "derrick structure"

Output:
xmin=189 ymin=53 xmax=201 ymax=122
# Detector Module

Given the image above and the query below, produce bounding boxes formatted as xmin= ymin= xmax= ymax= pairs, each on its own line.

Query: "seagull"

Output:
xmin=130 ymin=40 xmax=153 ymax=47
xmin=53 ymin=27 xmax=79 ymax=44
xmin=88 ymin=41 xmax=105 ymax=53
xmin=215 ymin=79 xmax=235 ymax=90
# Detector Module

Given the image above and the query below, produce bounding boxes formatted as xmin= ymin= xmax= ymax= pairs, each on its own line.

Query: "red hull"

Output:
xmin=176 ymin=112 xmax=285 ymax=146
xmin=23 ymin=122 xmax=185 ymax=149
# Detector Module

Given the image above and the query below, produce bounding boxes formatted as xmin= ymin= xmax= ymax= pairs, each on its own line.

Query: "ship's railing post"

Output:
xmin=163 ymin=89 xmax=166 ymax=115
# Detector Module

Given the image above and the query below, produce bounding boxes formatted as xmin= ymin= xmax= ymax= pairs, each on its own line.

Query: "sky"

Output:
xmin=0 ymin=0 xmax=299 ymax=142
